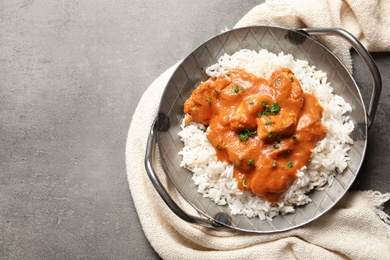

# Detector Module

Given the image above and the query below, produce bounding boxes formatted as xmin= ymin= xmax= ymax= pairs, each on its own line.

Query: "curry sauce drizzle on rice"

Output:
xmin=178 ymin=49 xmax=354 ymax=220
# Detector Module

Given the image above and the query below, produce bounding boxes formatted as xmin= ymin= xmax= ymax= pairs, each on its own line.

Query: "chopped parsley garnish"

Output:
xmin=213 ymin=89 xmax=219 ymax=95
xmin=272 ymin=161 xmax=277 ymax=167
xmin=274 ymin=78 xmax=280 ymax=87
xmin=268 ymin=131 xmax=273 ymax=138
xmin=216 ymin=144 xmax=220 ymax=149
xmin=273 ymin=145 xmax=280 ymax=149
xmin=271 ymin=103 xmax=280 ymax=115
xmin=292 ymin=135 xmax=297 ymax=140
xmin=262 ymin=101 xmax=271 ymax=116
xmin=276 ymin=136 xmax=281 ymax=143
xmin=308 ymin=159 xmax=312 ymax=163
xmin=248 ymin=159 xmax=254 ymax=165
xmin=264 ymin=121 xmax=274 ymax=125
xmin=249 ymin=100 xmax=254 ymax=105
xmin=232 ymin=85 xmax=239 ymax=93
xmin=238 ymin=129 xmax=257 ymax=141
xmin=240 ymin=87 xmax=245 ymax=92
xmin=287 ymin=161 xmax=293 ymax=168
xmin=260 ymin=101 xmax=281 ymax=116
xmin=290 ymin=76 xmax=295 ymax=82
xmin=206 ymin=96 xmax=212 ymax=103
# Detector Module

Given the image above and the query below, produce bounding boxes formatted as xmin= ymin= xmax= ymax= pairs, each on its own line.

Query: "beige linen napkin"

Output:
xmin=126 ymin=0 xmax=390 ymax=259
xmin=235 ymin=0 xmax=390 ymax=72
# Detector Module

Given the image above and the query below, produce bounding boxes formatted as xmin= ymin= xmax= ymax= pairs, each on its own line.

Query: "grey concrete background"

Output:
xmin=0 ymin=1 xmax=389 ymax=259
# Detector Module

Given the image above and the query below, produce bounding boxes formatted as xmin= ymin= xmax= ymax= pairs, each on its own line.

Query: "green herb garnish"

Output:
xmin=248 ymin=159 xmax=254 ymax=165
xmin=261 ymin=101 xmax=281 ymax=116
xmin=238 ymin=129 xmax=257 ymax=141
xmin=292 ymin=135 xmax=297 ymax=141
xmin=232 ymin=85 xmax=239 ymax=93
xmin=272 ymin=161 xmax=277 ymax=167
xmin=262 ymin=101 xmax=271 ymax=116
xmin=274 ymin=78 xmax=280 ymax=87
xmin=206 ymin=96 xmax=212 ymax=103
xmin=242 ymin=178 xmax=248 ymax=187
xmin=271 ymin=103 xmax=280 ymax=115
xmin=213 ymin=89 xmax=219 ymax=95
xmin=249 ymin=100 xmax=254 ymax=105
xmin=287 ymin=161 xmax=293 ymax=168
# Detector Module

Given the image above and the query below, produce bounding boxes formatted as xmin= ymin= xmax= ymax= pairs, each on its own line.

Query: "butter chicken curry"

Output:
xmin=184 ymin=68 xmax=327 ymax=202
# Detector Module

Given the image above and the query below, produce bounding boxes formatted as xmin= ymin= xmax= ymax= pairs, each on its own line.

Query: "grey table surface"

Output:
xmin=1 ymin=1 xmax=389 ymax=259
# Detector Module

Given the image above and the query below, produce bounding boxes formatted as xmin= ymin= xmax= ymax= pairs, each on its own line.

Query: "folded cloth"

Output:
xmin=126 ymin=0 xmax=390 ymax=259
xmin=235 ymin=0 xmax=390 ymax=71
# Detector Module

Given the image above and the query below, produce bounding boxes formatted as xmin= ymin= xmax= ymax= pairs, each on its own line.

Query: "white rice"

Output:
xmin=178 ymin=49 xmax=354 ymax=221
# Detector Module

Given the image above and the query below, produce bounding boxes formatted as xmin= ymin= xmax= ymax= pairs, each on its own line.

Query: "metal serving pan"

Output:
xmin=145 ymin=26 xmax=381 ymax=233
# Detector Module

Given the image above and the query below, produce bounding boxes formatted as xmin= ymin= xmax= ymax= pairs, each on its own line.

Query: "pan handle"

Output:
xmin=300 ymin=28 xmax=382 ymax=130
xmin=144 ymin=116 xmax=224 ymax=228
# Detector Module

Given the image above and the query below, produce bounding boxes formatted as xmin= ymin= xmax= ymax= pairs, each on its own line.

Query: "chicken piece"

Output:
xmin=230 ymin=95 xmax=273 ymax=131
xmin=255 ymin=68 xmax=304 ymax=141
xmin=257 ymin=111 xmax=297 ymax=141
xmin=183 ymin=80 xmax=215 ymax=125
xmin=184 ymin=77 xmax=231 ymax=125
xmin=269 ymin=68 xmax=304 ymax=102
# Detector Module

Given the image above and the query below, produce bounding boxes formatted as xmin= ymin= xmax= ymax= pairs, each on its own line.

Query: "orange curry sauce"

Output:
xmin=184 ymin=68 xmax=327 ymax=202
